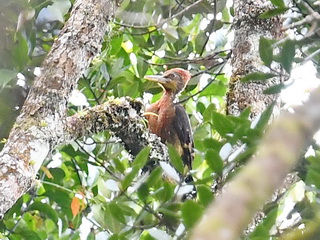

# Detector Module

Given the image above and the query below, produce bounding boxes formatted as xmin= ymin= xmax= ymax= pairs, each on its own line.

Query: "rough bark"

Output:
xmin=0 ymin=0 xmax=115 ymax=218
xmin=224 ymin=0 xmax=288 ymax=233
xmin=66 ymin=97 xmax=168 ymax=163
xmin=227 ymin=0 xmax=283 ymax=117
xmin=191 ymin=86 xmax=320 ymax=240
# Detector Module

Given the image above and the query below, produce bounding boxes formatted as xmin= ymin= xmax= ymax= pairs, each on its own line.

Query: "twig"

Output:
xmin=303 ymin=47 xmax=320 ymax=62
xmin=74 ymin=140 xmax=121 ymax=181
xmin=42 ymin=181 xmax=75 ymax=193
xmin=179 ymin=61 xmax=226 ymax=104
xmin=114 ymin=0 xmax=205 ymax=30
xmin=147 ymin=50 xmax=231 ymax=66
xmin=283 ymin=1 xmax=320 ymax=31
xmin=82 ymin=74 xmax=101 ymax=104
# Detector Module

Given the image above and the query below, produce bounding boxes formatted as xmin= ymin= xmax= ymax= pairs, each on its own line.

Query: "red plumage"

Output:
xmin=144 ymin=68 xmax=194 ymax=177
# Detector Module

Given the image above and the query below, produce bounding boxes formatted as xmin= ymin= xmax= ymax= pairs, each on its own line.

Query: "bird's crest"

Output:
xmin=165 ymin=68 xmax=191 ymax=85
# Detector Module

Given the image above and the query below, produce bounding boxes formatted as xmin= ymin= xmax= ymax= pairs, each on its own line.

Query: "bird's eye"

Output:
xmin=166 ymin=73 xmax=175 ymax=79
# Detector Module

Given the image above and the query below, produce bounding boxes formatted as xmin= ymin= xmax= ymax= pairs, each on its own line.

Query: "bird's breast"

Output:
xmin=145 ymin=102 xmax=176 ymax=143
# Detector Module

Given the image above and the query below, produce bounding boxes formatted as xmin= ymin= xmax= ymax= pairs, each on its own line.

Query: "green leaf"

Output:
xmin=13 ymin=217 xmax=42 ymax=240
xmin=122 ymin=147 xmax=150 ymax=189
xmin=44 ymin=189 xmax=72 ymax=220
xmin=12 ymin=33 xmax=30 ymax=70
xmin=306 ymin=156 xmax=320 ymax=189
xmin=216 ymin=0 xmax=227 ymax=12
xmin=255 ymin=103 xmax=274 ymax=130
xmin=196 ymin=102 xmax=206 ymax=114
xmin=263 ymin=82 xmax=286 ymax=94
xmin=92 ymin=204 xmax=121 ymax=233
xmin=259 ymin=8 xmax=288 ymax=19
xmin=91 ymin=204 xmax=105 ymax=226
xmin=157 ymin=203 xmax=180 ymax=227
xmin=199 ymin=81 xmax=227 ymax=96
xmin=249 ymin=208 xmax=278 ymax=239
xmin=270 ymin=0 xmax=286 ymax=8
xmin=205 ymin=149 xmax=223 ymax=174
xmin=163 ymin=27 xmax=179 ymax=41
xmin=23 ymin=212 xmax=38 ymax=230
xmin=109 ymin=202 xmax=126 ymax=224
xmin=138 ymin=183 xmax=149 ymax=202
xmin=181 ymin=200 xmax=204 ymax=229
xmin=110 ymin=36 xmax=123 ymax=55
xmin=109 ymin=233 xmax=129 ymax=240
xmin=137 ymin=57 xmax=148 ymax=78
xmin=145 ymin=166 xmax=162 ymax=187
xmin=87 ymin=232 xmax=96 ymax=240
xmin=44 ymin=218 xmax=56 ymax=233
xmin=122 ymin=166 xmax=140 ymax=190
xmin=194 ymin=125 xmax=211 ymax=147
xmin=100 ymin=63 xmax=110 ymax=82
xmin=28 ymin=202 xmax=59 ymax=225
xmin=211 ymin=111 xmax=235 ymax=137
xmin=203 ymin=103 xmax=216 ymax=122
xmin=132 ymin=146 xmax=151 ymax=169
xmin=152 ymin=35 xmax=165 ymax=50
xmin=173 ymin=28 xmax=188 ymax=51
xmin=195 ymin=32 xmax=207 ymax=54
xmin=140 ymin=232 xmax=156 ymax=240
xmin=213 ymin=20 xmax=223 ymax=31
xmin=168 ymin=144 xmax=184 ymax=174
xmin=203 ymin=138 xmax=223 ymax=151
xmin=197 ymin=185 xmax=213 ymax=207
xmin=259 ymin=37 xmax=273 ymax=66
xmin=0 ymin=69 xmax=17 ymax=88
xmin=113 ymin=157 xmax=126 ymax=173
xmin=44 ymin=167 xmax=65 ymax=185
xmin=155 ymin=182 xmax=175 ymax=202
xmin=124 ymin=81 xmax=139 ymax=98
xmin=242 ymin=72 xmax=275 ymax=82
xmin=222 ymin=7 xmax=231 ymax=22
xmin=110 ymin=58 xmax=125 ymax=77
xmin=280 ymin=39 xmax=295 ymax=73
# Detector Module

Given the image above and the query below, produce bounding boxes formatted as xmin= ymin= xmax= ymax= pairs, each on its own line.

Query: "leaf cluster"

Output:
xmin=2 ymin=0 xmax=320 ymax=239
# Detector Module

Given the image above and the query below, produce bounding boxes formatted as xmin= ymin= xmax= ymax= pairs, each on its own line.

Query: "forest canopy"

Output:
xmin=1 ymin=0 xmax=320 ymax=239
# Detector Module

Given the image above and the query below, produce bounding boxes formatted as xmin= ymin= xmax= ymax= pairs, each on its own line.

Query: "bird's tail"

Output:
xmin=182 ymin=174 xmax=197 ymax=200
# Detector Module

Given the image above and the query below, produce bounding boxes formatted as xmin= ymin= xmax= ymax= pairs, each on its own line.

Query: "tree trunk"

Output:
xmin=227 ymin=0 xmax=283 ymax=117
xmin=190 ymin=1 xmax=293 ymax=239
xmin=0 ymin=0 xmax=115 ymax=218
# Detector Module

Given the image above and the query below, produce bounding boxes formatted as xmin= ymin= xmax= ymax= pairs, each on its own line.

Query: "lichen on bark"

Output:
xmin=0 ymin=0 xmax=115 ymax=219
xmin=66 ymin=97 xmax=169 ymax=164
xmin=227 ymin=0 xmax=283 ymax=118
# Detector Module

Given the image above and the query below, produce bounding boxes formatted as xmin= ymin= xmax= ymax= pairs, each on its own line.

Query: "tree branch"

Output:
xmin=0 ymin=0 xmax=170 ymax=219
xmin=66 ymin=97 xmax=168 ymax=162
xmin=191 ymin=86 xmax=320 ymax=240
xmin=115 ymin=0 xmax=204 ymax=29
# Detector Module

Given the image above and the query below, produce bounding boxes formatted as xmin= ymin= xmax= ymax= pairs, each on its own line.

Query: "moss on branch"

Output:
xmin=66 ymin=97 xmax=169 ymax=164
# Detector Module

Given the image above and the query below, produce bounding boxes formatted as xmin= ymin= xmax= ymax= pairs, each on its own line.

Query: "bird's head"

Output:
xmin=145 ymin=68 xmax=191 ymax=94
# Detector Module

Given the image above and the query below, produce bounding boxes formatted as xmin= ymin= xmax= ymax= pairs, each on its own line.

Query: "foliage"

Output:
xmin=1 ymin=0 xmax=320 ymax=239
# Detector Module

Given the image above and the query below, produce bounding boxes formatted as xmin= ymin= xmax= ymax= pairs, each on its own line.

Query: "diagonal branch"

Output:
xmin=191 ymin=86 xmax=320 ymax=240
xmin=0 ymin=0 xmax=170 ymax=220
xmin=66 ymin=97 xmax=168 ymax=162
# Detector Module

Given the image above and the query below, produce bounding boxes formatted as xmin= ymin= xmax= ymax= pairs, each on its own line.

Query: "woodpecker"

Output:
xmin=144 ymin=68 xmax=194 ymax=182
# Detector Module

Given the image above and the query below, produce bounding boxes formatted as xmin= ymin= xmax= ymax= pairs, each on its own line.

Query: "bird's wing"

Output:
xmin=172 ymin=104 xmax=194 ymax=171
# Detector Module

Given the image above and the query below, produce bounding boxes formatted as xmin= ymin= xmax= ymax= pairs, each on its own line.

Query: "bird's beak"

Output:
xmin=144 ymin=75 xmax=169 ymax=84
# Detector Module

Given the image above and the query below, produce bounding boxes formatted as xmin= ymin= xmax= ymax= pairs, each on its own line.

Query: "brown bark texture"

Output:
xmin=227 ymin=0 xmax=283 ymax=117
xmin=0 ymin=0 xmax=115 ymax=218
xmin=191 ymin=86 xmax=320 ymax=240
xmin=223 ymin=0 xmax=286 ymax=234
xmin=66 ymin=97 xmax=168 ymax=164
